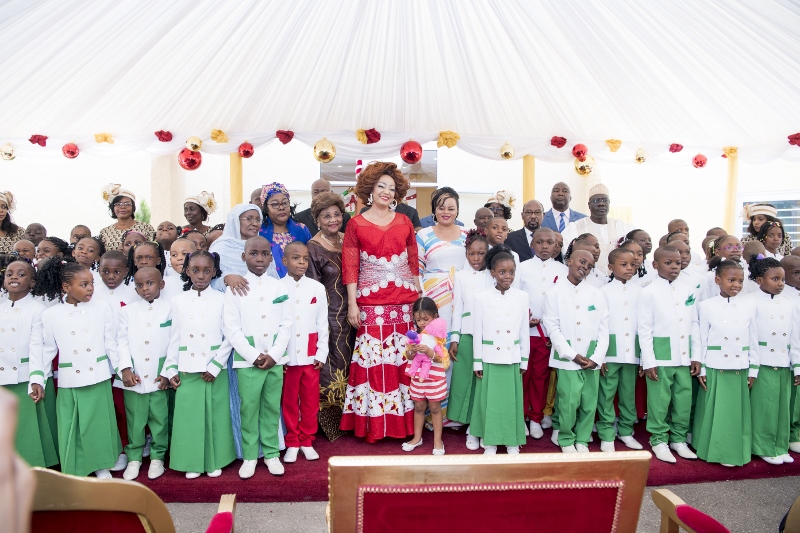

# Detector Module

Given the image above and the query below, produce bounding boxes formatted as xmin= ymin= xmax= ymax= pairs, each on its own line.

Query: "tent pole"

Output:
xmin=523 ymin=155 xmax=535 ymax=202
xmin=722 ymin=148 xmax=739 ymax=233
xmin=230 ymin=153 xmax=243 ymax=207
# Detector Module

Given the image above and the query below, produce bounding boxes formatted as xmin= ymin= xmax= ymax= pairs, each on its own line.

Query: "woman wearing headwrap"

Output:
xmin=484 ymin=190 xmax=516 ymax=220
xmin=183 ymin=191 xmax=218 ymax=236
xmin=0 ymin=191 xmax=25 ymax=253
xmin=258 ymin=183 xmax=312 ymax=278
xmin=98 ymin=183 xmax=155 ymax=251
xmin=740 ymin=203 xmax=793 ymax=256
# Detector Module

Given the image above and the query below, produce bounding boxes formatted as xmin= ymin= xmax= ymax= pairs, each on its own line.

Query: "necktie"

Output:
xmin=558 ymin=212 xmax=566 ymax=232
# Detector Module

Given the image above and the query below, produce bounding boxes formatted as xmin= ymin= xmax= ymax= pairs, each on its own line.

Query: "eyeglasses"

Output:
xmin=267 ymin=201 xmax=290 ymax=210
xmin=523 ymin=210 xmax=542 ymax=217
xmin=115 ymin=202 xmax=133 ymax=208
xmin=720 ymin=245 xmax=744 ymax=252
xmin=589 ymin=197 xmax=609 ymax=205
xmin=239 ymin=215 xmax=261 ymax=224
xmin=488 ymin=206 xmax=505 ymax=213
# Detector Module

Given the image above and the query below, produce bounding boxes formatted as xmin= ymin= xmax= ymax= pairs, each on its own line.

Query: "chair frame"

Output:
xmin=651 ymin=488 xmax=728 ymax=533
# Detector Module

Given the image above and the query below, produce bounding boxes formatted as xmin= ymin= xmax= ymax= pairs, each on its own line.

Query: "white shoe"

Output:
xmin=670 ymin=442 xmax=697 ymax=460
xmin=185 ymin=472 xmax=201 ymax=479
xmin=401 ymin=439 xmax=424 ymax=452
xmin=575 ymin=443 xmax=590 ymax=453
xmin=207 ymin=469 xmax=222 ymax=477
xmin=94 ymin=469 xmax=112 ymax=479
xmin=761 ymin=455 xmax=783 ymax=465
xmin=148 ymin=460 xmax=165 ymax=480
xmin=432 ymin=444 xmax=445 ymax=456
xmin=789 ymin=442 xmax=800 ymax=453
xmin=122 ymin=460 xmax=141 ymax=480
xmin=618 ymin=435 xmax=643 ymax=450
xmin=686 ymin=432 xmax=692 ymax=445
xmin=506 ymin=446 xmax=520 ymax=455
xmin=529 ymin=421 xmax=544 ymax=440
xmin=600 ymin=441 xmax=616 ymax=453
xmin=239 ymin=459 xmax=257 ymax=479
xmin=265 ymin=457 xmax=284 ymax=476
xmin=721 ymin=463 xmax=736 ymax=468
xmin=780 ymin=454 xmax=794 ymax=463
xmin=561 ymin=445 xmax=577 ymax=453
xmin=541 ymin=415 xmax=553 ymax=429
xmin=466 ymin=434 xmax=480 ymax=451
xmin=111 ymin=453 xmax=128 ymax=472
xmin=142 ymin=434 xmax=152 ymax=458
xmin=652 ymin=443 xmax=677 ymax=464
xmin=284 ymin=447 xmax=299 ymax=463
xmin=550 ymin=429 xmax=560 ymax=447
xmin=483 ymin=445 xmax=497 ymax=455
xmin=300 ymin=446 xmax=319 ymax=461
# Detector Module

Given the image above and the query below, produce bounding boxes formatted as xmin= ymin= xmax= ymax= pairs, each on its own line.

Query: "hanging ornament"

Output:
xmin=238 ymin=142 xmax=254 ymax=158
xmin=313 ymin=137 xmax=336 ymax=163
xmin=155 ymin=130 xmax=173 ymax=142
xmin=178 ymin=148 xmax=202 ymax=170
xmin=788 ymin=133 xmax=800 ymax=146
xmin=692 ymin=154 xmax=707 ymax=168
xmin=185 ymin=136 xmax=203 ymax=152
xmin=605 ymin=139 xmax=622 ymax=152
xmin=62 ymin=143 xmax=79 ymax=159
xmin=634 ymin=148 xmax=648 ymax=164
xmin=551 ymin=136 xmax=567 ymax=148
xmin=28 ymin=135 xmax=47 ymax=147
xmin=276 ymin=130 xmax=294 ymax=144
xmin=211 ymin=129 xmax=228 ymax=143
xmin=400 ymin=140 xmax=423 ymax=164
xmin=0 ymin=143 xmax=15 ymax=161
xmin=356 ymin=128 xmax=381 ymax=144
xmin=723 ymin=146 xmax=738 ymax=158
xmin=572 ymin=144 xmax=588 ymax=161
xmin=574 ymin=156 xmax=595 ymax=176
xmin=669 ymin=143 xmax=683 ymax=153
xmin=437 ymin=131 xmax=460 ymax=148
xmin=94 ymin=133 xmax=114 ymax=144
xmin=499 ymin=142 xmax=515 ymax=160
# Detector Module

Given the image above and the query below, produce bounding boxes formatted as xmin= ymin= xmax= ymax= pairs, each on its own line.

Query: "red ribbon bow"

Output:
xmin=364 ymin=128 xmax=381 ymax=144
xmin=276 ymin=130 xmax=294 ymax=144
xmin=155 ymin=130 xmax=173 ymax=142
xmin=669 ymin=143 xmax=683 ymax=153
xmin=28 ymin=134 xmax=47 ymax=147
xmin=788 ymin=133 xmax=800 ymax=146
xmin=550 ymin=136 xmax=567 ymax=148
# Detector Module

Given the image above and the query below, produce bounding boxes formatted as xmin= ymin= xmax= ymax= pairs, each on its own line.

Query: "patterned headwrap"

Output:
xmin=260 ymin=182 xmax=290 ymax=206
xmin=0 ymin=190 xmax=17 ymax=213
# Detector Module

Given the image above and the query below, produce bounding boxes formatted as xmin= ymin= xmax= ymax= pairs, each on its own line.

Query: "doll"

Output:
xmin=405 ymin=318 xmax=449 ymax=382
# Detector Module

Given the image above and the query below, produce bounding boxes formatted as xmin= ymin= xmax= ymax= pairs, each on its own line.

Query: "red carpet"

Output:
xmin=122 ymin=422 xmax=800 ymax=503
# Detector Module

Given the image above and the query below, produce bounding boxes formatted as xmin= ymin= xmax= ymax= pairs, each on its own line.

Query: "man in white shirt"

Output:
xmin=506 ymin=200 xmax=544 ymax=262
xmin=542 ymin=182 xmax=587 ymax=233
xmin=562 ymin=184 xmax=635 ymax=276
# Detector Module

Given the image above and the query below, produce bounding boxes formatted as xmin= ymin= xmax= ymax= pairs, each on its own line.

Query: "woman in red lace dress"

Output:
xmin=339 ymin=162 xmax=421 ymax=442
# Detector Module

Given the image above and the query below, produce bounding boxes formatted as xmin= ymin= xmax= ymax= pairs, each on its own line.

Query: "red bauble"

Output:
xmin=400 ymin=140 xmax=423 ymax=164
xmin=550 ymin=136 xmax=567 ymax=148
xmin=669 ymin=143 xmax=683 ymax=153
xmin=572 ymin=144 xmax=588 ymax=160
xmin=178 ymin=148 xmax=202 ymax=170
xmin=62 ymin=143 xmax=79 ymax=159
xmin=238 ymin=142 xmax=254 ymax=158
xmin=692 ymin=154 xmax=707 ymax=168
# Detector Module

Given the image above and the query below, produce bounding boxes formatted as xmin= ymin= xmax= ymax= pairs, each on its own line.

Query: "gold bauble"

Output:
xmin=635 ymin=147 xmax=648 ymax=164
xmin=186 ymin=136 xmax=203 ymax=152
xmin=313 ymin=137 xmax=336 ymax=163
xmin=574 ymin=155 xmax=595 ymax=176
xmin=0 ymin=143 xmax=15 ymax=161
xmin=499 ymin=142 xmax=515 ymax=160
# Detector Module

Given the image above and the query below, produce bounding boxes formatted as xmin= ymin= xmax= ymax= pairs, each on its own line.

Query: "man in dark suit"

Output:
xmin=541 ymin=182 xmax=587 ymax=233
xmin=294 ymin=178 xmax=351 ymax=234
xmin=506 ymin=199 xmax=544 ymax=262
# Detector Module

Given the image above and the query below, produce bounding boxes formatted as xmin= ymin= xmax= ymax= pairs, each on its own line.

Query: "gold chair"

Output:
xmin=652 ymin=488 xmax=730 ymax=533
xmin=328 ymin=451 xmax=651 ymax=533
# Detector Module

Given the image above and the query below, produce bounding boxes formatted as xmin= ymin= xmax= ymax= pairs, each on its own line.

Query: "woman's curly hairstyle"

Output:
xmin=354 ymin=162 xmax=409 ymax=205
xmin=310 ymin=191 xmax=345 ymax=222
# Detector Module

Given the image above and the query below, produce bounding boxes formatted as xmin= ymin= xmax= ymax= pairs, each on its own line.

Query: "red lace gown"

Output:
xmin=339 ymin=213 xmax=420 ymax=442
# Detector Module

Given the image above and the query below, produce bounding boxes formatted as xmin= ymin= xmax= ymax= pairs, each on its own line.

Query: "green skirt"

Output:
xmin=170 ymin=371 xmax=236 ymax=473
xmin=57 ymin=380 xmax=122 ymax=476
xmin=43 ymin=378 xmax=58 ymax=451
xmin=694 ymin=369 xmax=751 ymax=466
xmin=469 ymin=363 xmax=526 ymax=446
xmin=2 ymin=382 xmax=58 ymax=467
xmin=751 ymin=366 xmax=791 ymax=457
xmin=792 ymin=379 xmax=800 ymax=444
xmin=446 ymin=335 xmax=477 ymax=425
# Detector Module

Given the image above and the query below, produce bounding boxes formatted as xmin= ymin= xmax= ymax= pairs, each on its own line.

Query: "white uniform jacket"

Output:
xmin=676 ymin=269 xmax=704 ymax=300
xmin=162 ymin=289 xmax=232 ymax=379
xmin=281 ymin=276 xmax=329 ymax=366
xmin=746 ymin=291 xmax=800 ymax=374
xmin=518 ymin=256 xmax=568 ymax=337
xmin=35 ymin=299 xmax=119 ymax=389
xmin=583 ymin=268 xmax=609 ymax=289
xmin=472 ymin=287 xmax=530 ymax=371
xmin=0 ymin=295 xmax=46 ymax=386
xmin=637 ymin=276 xmax=700 ymax=371
xmin=160 ymin=275 xmax=185 ymax=302
xmin=450 ymin=268 xmax=494 ymax=343
xmin=697 ymin=295 xmax=758 ymax=378
xmin=223 ymin=272 xmax=292 ymax=368
xmin=116 ymin=297 xmax=172 ymax=393
xmin=600 ymin=279 xmax=641 ymax=365
xmin=543 ymin=279 xmax=609 ymax=370
xmin=93 ymin=282 xmax=138 ymax=322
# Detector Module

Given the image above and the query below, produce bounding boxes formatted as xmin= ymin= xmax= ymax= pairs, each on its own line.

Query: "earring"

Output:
xmin=368 ymin=194 xmax=373 ymax=205
xmin=390 ymin=200 xmax=398 ymax=210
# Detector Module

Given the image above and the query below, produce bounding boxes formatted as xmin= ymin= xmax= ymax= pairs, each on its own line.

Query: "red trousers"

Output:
xmin=112 ymin=385 xmax=128 ymax=447
xmin=281 ymin=365 xmax=321 ymax=447
xmin=522 ymin=336 xmax=551 ymax=423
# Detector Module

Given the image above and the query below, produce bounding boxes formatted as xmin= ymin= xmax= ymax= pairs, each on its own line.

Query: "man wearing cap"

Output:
xmin=561 ymin=184 xmax=634 ymax=276
xmin=294 ymin=179 xmax=351 ymax=235
xmin=542 ymin=182 xmax=587 ymax=233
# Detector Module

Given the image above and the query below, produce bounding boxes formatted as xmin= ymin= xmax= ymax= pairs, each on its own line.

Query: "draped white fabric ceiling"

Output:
xmin=1 ymin=0 xmax=799 ymax=164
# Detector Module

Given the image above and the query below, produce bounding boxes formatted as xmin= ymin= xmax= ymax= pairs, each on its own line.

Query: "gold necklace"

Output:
xmin=321 ymin=233 xmax=342 ymax=248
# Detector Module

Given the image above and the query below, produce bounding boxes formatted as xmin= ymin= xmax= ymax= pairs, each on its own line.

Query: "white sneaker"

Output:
xmin=401 ymin=439 xmax=424 ymax=452
xmin=284 ymin=447 xmax=299 ymax=463
xmin=652 ymin=443 xmax=677 ymax=464
xmin=670 ymin=442 xmax=697 ymax=460
xmin=239 ymin=459 xmax=257 ymax=479
xmin=780 ymin=454 xmax=794 ymax=463
xmin=600 ymin=441 xmax=615 ymax=453
xmin=561 ymin=445 xmax=577 ymax=453
xmin=789 ymin=442 xmax=800 ymax=453
xmin=541 ymin=415 xmax=553 ymax=429
xmin=122 ymin=460 xmax=141 ymax=480
xmin=466 ymin=434 xmax=480 ymax=451
xmin=94 ymin=469 xmax=112 ymax=479
xmin=207 ymin=469 xmax=222 ymax=477
xmin=506 ymin=446 xmax=520 ymax=455
xmin=300 ymin=446 xmax=319 ymax=461
xmin=111 ymin=453 xmax=128 ymax=472
xmin=575 ymin=443 xmax=590 ymax=453
xmin=432 ymin=444 xmax=445 ymax=456
xmin=618 ymin=435 xmax=643 ymax=450
xmin=550 ymin=429 xmax=560 ymax=447
xmin=185 ymin=472 xmax=201 ymax=479
xmin=483 ymin=445 xmax=497 ymax=455
xmin=761 ymin=455 xmax=783 ymax=465
xmin=265 ymin=457 xmax=284 ymax=476
xmin=148 ymin=460 xmax=165 ymax=480
xmin=529 ymin=421 xmax=544 ymax=440
xmin=142 ymin=434 xmax=152 ymax=458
